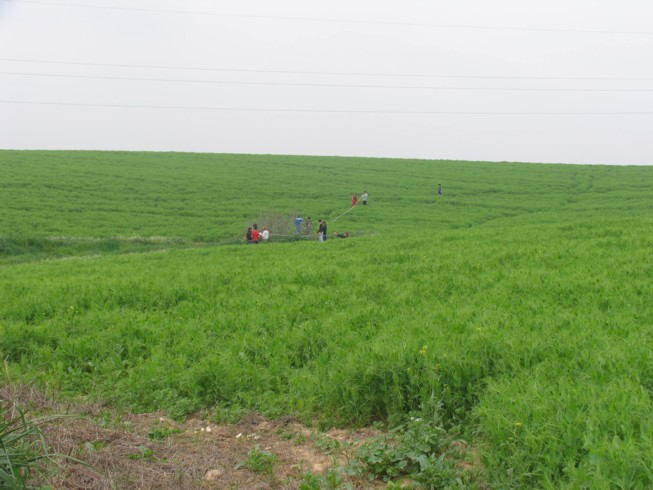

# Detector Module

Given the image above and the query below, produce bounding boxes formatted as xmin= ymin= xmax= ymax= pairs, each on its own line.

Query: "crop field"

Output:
xmin=1 ymin=150 xmax=653 ymax=488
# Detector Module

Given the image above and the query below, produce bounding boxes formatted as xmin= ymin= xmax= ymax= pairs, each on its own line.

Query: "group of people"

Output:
xmin=294 ymin=216 xmax=329 ymax=241
xmin=246 ymin=224 xmax=269 ymax=244
xmin=294 ymin=215 xmax=310 ymax=234
xmin=351 ymin=190 xmax=369 ymax=207
xmin=247 ymin=191 xmax=371 ymax=244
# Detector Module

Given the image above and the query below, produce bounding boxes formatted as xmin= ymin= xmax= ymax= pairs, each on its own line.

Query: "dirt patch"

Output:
xmin=45 ymin=411 xmax=387 ymax=489
xmin=3 ymin=385 xmax=388 ymax=489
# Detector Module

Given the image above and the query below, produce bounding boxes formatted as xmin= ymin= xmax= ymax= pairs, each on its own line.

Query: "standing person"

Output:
xmin=437 ymin=184 xmax=443 ymax=197
xmin=294 ymin=215 xmax=304 ymax=233
xmin=352 ymin=194 xmax=358 ymax=206
xmin=246 ymin=227 xmax=253 ymax=244
xmin=251 ymin=224 xmax=260 ymax=243
xmin=318 ymin=219 xmax=327 ymax=242
xmin=261 ymin=226 xmax=269 ymax=242
xmin=306 ymin=217 xmax=313 ymax=233
xmin=362 ymin=191 xmax=368 ymax=205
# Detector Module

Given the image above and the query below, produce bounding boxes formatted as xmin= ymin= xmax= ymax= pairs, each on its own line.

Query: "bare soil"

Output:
xmin=3 ymin=384 xmax=389 ymax=489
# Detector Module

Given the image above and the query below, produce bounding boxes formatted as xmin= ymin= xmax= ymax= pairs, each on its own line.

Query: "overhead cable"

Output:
xmin=2 ymin=0 xmax=653 ymax=35
xmin=2 ymin=100 xmax=652 ymax=115
xmin=2 ymin=71 xmax=652 ymax=92
xmin=1 ymin=58 xmax=652 ymax=81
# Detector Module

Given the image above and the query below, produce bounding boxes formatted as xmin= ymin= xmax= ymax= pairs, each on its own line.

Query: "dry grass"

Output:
xmin=1 ymin=383 xmax=388 ymax=489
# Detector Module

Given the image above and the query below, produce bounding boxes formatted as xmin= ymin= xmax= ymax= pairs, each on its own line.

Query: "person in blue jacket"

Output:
xmin=294 ymin=215 xmax=304 ymax=233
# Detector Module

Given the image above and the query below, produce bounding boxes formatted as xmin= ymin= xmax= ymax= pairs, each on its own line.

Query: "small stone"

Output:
xmin=203 ymin=468 xmax=224 ymax=480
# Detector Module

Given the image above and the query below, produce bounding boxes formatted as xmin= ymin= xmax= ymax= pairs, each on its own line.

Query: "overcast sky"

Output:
xmin=1 ymin=0 xmax=652 ymax=165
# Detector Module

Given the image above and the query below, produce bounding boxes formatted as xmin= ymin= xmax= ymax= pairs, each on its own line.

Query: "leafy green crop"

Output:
xmin=1 ymin=150 xmax=653 ymax=488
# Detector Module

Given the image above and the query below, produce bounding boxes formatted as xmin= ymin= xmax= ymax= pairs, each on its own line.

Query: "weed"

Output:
xmin=0 ymin=405 xmax=50 ymax=488
xmin=349 ymin=415 xmax=467 ymax=486
xmin=147 ymin=426 xmax=182 ymax=441
xmin=298 ymin=468 xmax=348 ymax=490
xmin=83 ymin=440 xmax=105 ymax=453
xmin=127 ymin=445 xmax=156 ymax=462
xmin=313 ymin=433 xmax=343 ymax=455
xmin=0 ymin=400 xmax=88 ymax=488
xmin=235 ymin=445 xmax=276 ymax=474
xmin=279 ymin=430 xmax=293 ymax=441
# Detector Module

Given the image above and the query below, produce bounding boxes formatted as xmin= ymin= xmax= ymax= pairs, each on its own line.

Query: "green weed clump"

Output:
xmin=351 ymin=416 xmax=450 ymax=481
xmin=0 ymin=403 xmax=53 ymax=488
xmin=2 ymin=150 xmax=653 ymax=488
xmin=236 ymin=445 xmax=276 ymax=474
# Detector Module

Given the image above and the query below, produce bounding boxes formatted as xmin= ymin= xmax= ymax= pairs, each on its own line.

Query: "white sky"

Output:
xmin=1 ymin=0 xmax=652 ymax=165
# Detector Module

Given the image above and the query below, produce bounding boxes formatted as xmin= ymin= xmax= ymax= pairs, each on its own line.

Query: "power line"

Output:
xmin=2 ymin=0 xmax=653 ymax=35
xmin=2 ymin=100 xmax=652 ymax=115
xmin=1 ymin=58 xmax=652 ymax=82
xmin=3 ymin=71 xmax=653 ymax=92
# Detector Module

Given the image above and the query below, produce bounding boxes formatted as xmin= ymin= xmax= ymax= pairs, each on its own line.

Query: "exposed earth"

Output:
xmin=4 ymin=384 xmax=394 ymax=489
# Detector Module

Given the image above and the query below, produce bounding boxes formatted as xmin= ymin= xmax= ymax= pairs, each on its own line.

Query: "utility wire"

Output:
xmin=2 ymin=71 xmax=653 ymax=92
xmin=2 ymin=58 xmax=652 ymax=82
xmin=2 ymin=0 xmax=653 ymax=35
xmin=2 ymin=100 xmax=652 ymax=115
xmin=6 ymin=69 xmax=653 ymax=93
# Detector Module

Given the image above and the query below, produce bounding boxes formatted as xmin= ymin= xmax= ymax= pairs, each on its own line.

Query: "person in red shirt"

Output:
xmin=352 ymin=194 xmax=358 ymax=206
xmin=251 ymin=224 xmax=260 ymax=243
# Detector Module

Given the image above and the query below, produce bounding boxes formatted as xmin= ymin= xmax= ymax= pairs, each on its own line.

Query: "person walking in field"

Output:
xmin=437 ymin=184 xmax=443 ymax=197
xmin=362 ymin=191 xmax=368 ymax=205
xmin=294 ymin=215 xmax=304 ymax=233
xmin=261 ymin=226 xmax=269 ymax=242
xmin=251 ymin=224 xmax=260 ymax=243
xmin=352 ymin=194 xmax=358 ymax=206
xmin=246 ymin=226 xmax=253 ymax=244
xmin=318 ymin=219 xmax=327 ymax=242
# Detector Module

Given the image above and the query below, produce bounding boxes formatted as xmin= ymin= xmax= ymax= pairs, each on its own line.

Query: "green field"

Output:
xmin=1 ymin=150 xmax=653 ymax=488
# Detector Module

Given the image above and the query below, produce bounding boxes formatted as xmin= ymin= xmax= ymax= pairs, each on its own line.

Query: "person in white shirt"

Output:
xmin=261 ymin=226 xmax=270 ymax=242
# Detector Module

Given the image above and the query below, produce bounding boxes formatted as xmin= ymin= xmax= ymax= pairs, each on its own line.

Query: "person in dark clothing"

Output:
xmin=246 ymin=227 xmax=253 ymax=244
xmin=318 ymin=220 xmax=327 ymax=242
